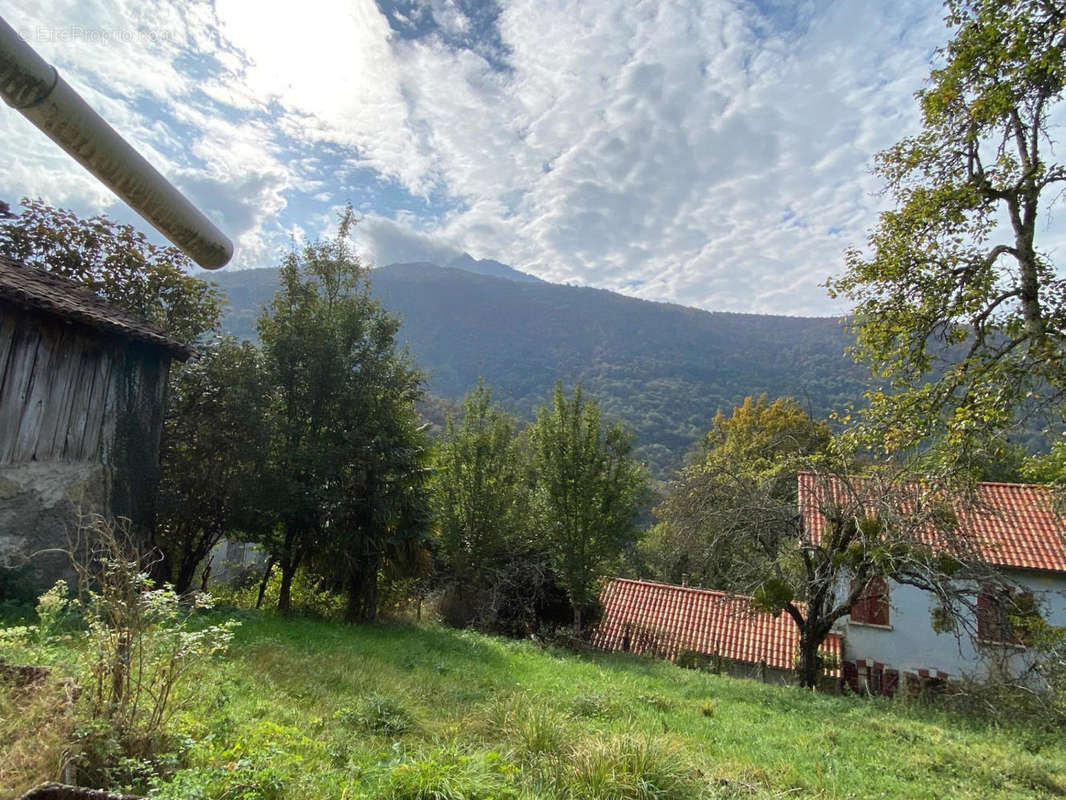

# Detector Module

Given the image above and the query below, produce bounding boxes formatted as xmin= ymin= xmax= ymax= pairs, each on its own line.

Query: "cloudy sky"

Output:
xmin=3 ymin=0 xmax=957 ymax=315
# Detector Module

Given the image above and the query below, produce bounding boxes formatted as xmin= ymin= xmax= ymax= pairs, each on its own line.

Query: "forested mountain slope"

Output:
xmin=208 ymin=262 xmax=866 ymax=476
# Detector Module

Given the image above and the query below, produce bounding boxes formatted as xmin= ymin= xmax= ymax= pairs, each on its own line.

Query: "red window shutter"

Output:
xmin=842 ymin=661 xmax=859 ymax=693
xmin=850 ymin=576 xmax=889 ymax=625
xmin=977 ymin=587 xmax=993 ymax=640
xmin=977 ymin=585 xmax=1012 ymax=642
xmin=883 ymin=669 xmax=899 ymax=698
xmin=850 ymin=578 xmax=869 ymax=623
xmin=867 ymin=577 xmax=890 ymax=626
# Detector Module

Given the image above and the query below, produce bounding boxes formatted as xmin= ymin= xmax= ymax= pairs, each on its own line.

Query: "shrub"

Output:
xmin=0 ymin=671 xmax=77 ymax=796
xmin=560 ymin=735 xmax=711 ymax=799
xmin=336 ymin=693 xmax=415 ymax=736
xmin=373 ymin=747 xmax=520 ymax=800
xmin=213 ymin=565 xmax=345 ymax=620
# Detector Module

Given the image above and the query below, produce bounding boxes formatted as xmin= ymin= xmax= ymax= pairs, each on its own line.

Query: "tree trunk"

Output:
xmin=256 ymin=556 xmax=276 ymax=610
xmin=797 ymin=632 xmax=821 ymax=689
xmin=345 ymin=555 xmax=380 ymax=624
xmin=278 ymin=560 xmax=295 ymax=614
xmin=174 ymin=554 xmax=199 ymax=597
xmin=573 ymin=603 xmax=583 ymax=635
xmin=277 ymin=528 xmax=300 ymax=614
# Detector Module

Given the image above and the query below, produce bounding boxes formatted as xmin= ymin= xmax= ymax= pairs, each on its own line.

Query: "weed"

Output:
xmin=337 ymin=693 xmax=415 ymax=736
xmin=560 ymin=734 xmax=710 ymax=799
xmin=372 ymin=747 xmax=520 ymax=800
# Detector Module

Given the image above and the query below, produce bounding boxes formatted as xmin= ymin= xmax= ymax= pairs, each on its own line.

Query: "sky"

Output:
xmin=2 ymin=0 xmax=959 ymax=315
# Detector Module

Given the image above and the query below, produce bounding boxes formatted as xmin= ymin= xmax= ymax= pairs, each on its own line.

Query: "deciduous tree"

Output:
xmin=529 ymin=383 xmax=646 ymax=632
xmin=828 ymin=0 xmax=1066 ymax=461
xmin=258 ymin=207 xmax=428 ymax=618
xmin=153 ymin=337 xmax=273 ymax=594
xmin=0 ymin=198 xmax=222 ymax=342
xmin=646 ymin=396 xmax=831 ymax=588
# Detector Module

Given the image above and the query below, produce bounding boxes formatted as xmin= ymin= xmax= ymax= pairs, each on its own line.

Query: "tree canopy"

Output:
xmin=645 ymin=395 xmax=831 ymax=589
xmin=0 ymin=198 xmax=222 ymax=343
xmin=529 ymin=383 xmax=646 ymax=631
xmin=828 ymin=0 xmax=1066 ymax=462
xmin=257 ymin=206 xmax=429 ymax=620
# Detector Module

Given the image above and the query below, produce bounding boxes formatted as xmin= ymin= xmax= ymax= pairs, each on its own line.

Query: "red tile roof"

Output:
xmin=798 ymin=472 xmax=1066 ymax=574
xmin=0 ymin=256 xmax=192 ymax=358
xmin=592 ymin=578 xmax=842 ymax=675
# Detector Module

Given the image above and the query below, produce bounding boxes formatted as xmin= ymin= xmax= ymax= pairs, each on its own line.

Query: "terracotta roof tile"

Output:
xmin=0 ymin=255 xmax=192 ymax=358
xmin=592 ymin=578 xmax=842 ymax=675
xmin=798 ymin=472 xmax=1066 ymax=573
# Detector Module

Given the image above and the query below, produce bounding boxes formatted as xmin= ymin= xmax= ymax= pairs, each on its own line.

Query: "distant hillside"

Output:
xmin=207 ymin=262 xmax=867 ymax=478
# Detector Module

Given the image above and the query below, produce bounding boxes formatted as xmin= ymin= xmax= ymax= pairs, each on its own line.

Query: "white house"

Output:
xmin=799 ymin=473 xmax=1066 ymax=696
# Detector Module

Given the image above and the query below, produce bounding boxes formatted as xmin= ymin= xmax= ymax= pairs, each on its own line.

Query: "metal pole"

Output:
xmin=0 ymin=16 xmax=233 ymax=269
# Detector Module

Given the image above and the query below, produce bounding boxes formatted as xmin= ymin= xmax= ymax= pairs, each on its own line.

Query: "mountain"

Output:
xmin=207 ymin=261 xmax=867 ymax=478
xmin=445 ymin=253 xmax=543 ymax=283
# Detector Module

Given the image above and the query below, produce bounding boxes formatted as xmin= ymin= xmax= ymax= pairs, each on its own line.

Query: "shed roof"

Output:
xmin=798 ymin=472 xmax=1066 ymax=574
xmin=0 ymin=255 xmax=192 ymax=358
xmin=593 ymin=578 xmax=842 ymax=675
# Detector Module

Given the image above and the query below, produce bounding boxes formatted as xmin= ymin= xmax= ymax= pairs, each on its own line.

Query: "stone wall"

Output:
xmin=0 ymin=461 xmax=107 ymax=587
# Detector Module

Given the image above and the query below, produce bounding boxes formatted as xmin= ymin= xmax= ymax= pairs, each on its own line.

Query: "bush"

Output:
xmin=372 ymin=747 xmax=520 ymax=800
xmin=336 ymin=693 xmax=415 ymax=737
xmin=559 ymin=735 xmax=712 ymax=799
xmin=212 ymin=565 xmax=345 ymax=620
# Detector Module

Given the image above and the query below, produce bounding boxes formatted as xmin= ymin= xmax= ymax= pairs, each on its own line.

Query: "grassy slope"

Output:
xmin=139 ymin=613 xmax=1066 ymax=800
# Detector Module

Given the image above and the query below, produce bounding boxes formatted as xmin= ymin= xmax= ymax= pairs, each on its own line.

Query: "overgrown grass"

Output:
xmin=6 ymin=610 xmax=1066 ymax=799
xmin=0 ymin=673 xmax=75 ymax=797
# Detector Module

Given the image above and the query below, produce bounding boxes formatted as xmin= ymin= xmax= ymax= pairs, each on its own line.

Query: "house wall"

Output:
xmin=0 ymin=302 xmax=172 ymax=588
xmin=838 ymin=571 xmax=1066 ymax=683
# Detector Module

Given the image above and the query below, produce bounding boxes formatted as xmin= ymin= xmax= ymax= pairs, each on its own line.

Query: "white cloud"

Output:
xmin=3 ymin=0 xmax=1009 ymax=315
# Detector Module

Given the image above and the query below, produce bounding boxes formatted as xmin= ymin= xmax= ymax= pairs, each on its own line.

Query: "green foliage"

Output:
xmin=529 ymin=383 xmax=647 ymax=630
xmin=155 ymin=337 xmax=273 ymax=593
xmin=213 ymin=565 xmax=346 ymax=620
xmin=210 ymin=262 xmax=868 ymax=480
xmin=646 ymin=396 xmax=831 ymax=589
xmin=6 ymin=611 xmax=1066 ymax=798
xmin=1022 ymin=436 xmax=1066 ymax=486
xmin=337 ymin=693 xmax=416 ymax=736
xmin=72 ymin=517 xmax=239 ymax=782
xmin=433 ymin=382 xmax=529 ymax=588
xmin=828 ymin=0 xmax=1066 ymax=463
xmin=0 ymin=198 xmax=222 ymax=343
xmin=374 ymin=747 xmax=519 ymax=800
xmin=256 ymin=206 xmax=430 ymax=620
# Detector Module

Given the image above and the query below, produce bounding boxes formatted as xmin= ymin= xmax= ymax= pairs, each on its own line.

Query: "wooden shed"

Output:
xmin=0 ymin=255 xmax=191 ymax=585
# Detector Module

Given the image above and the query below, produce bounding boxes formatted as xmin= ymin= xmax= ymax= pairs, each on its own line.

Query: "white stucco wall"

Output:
xmin=836 ymin=571 xmax=1066 ymax=681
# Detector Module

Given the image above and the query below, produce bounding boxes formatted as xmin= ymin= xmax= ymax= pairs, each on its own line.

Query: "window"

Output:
xmin=850 ymin=576 xmax=890 ymax=626
xmin=977 ymin=585 xmax=1036 ymax=645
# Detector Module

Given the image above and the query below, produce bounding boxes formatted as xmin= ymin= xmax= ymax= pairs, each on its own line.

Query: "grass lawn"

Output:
xmin=5 ymin=610 xmax=1066 ymax=799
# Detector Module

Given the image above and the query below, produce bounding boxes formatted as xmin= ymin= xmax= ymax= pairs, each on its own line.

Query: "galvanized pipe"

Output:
xmin=0 ymin=16 xmax=233 ymax=269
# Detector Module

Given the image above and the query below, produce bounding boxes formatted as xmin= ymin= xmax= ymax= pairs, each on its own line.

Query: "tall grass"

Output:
xmin=4 ymin=610 xmax=1066 ymax=799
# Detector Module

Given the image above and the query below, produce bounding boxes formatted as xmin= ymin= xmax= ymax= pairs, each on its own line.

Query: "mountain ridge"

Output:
xmin=207 ymin=260 xmax=866 ymax=477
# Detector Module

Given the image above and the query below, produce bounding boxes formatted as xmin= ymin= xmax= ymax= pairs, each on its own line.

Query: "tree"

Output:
xmin=529 ymin=383 xmax=646 ymax=632
xmin=434 ymin=383 xmax=528 ymax=584
xmin=650 ymin=398 xmax=996 ymax=689
xmin=0 ymin=198 xmax=222 ymax=342
xmin=431 ymin=382 xmax=548 ymax=629
xmin=153 ymin=337 xmax=273 ymax=594
xmin=647 ymin=396 xmax=831 ymax=588
xmin=828 ymin=0 xmax=1066 ymax=462
xmin=257 ymin=207 xmax=428 ymax=618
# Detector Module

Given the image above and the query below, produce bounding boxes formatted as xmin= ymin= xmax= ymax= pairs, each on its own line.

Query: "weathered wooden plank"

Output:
xmin=53 ymin=334 xmax=91 ymax=460
xmin=0 ymin=314 xmax=18 ymax=396
xmin=62 ymin=339 xmax=99 ymax=461
xmin=13 ymin=327 xmax=57 ymax=462
xmin=80 ymin=346 xmax=115 ymax=461
xmin=96 ymin=347 xmax=127 ymax=467
xmin=0 ymin=327 xmax=42 ymax=464
xmin=33 ymin=327 xmax=79 ymax=461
